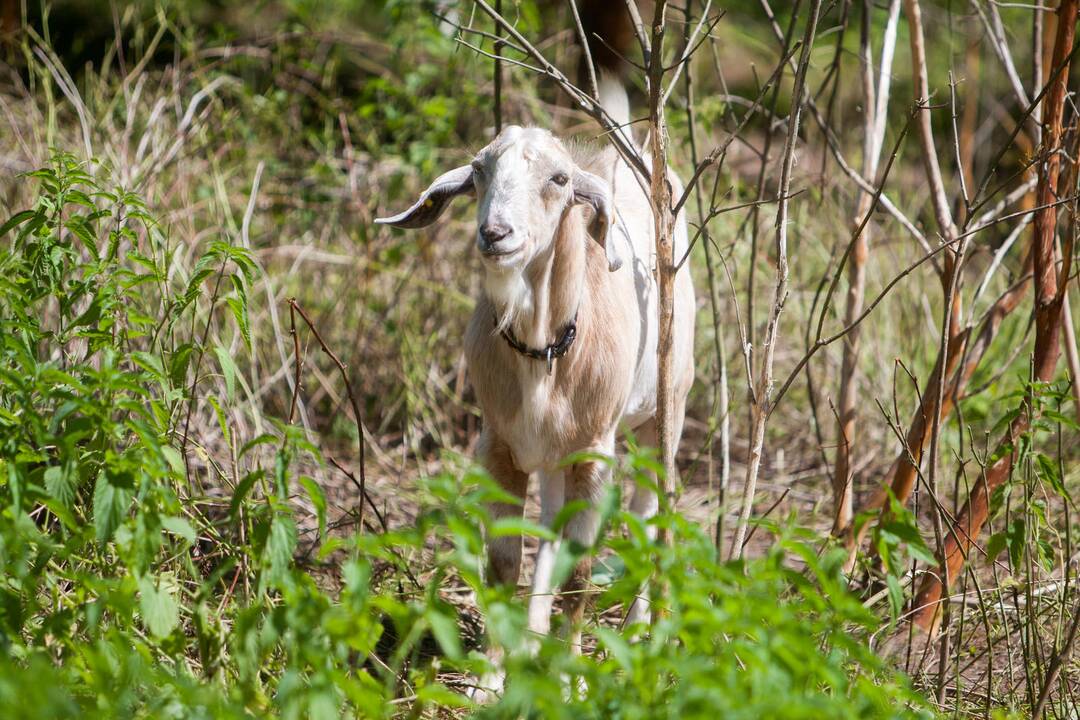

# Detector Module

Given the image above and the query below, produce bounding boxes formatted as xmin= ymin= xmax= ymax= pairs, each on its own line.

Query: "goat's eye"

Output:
xmin=551 ymin=172 xmax=569 ymax=187
xmin=471 ymin=161 xmax=485 ymax=178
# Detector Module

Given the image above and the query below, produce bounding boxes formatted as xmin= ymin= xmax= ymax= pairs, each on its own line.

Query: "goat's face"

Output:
xmin=375 ymin=125 xmax=623 ymax=275
xmin=470 ymin=126 xmax=578 ymax=270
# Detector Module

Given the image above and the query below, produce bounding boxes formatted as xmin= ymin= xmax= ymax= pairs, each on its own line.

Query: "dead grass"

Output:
xmin=1 ymin=3 xmax=1079 ymax=715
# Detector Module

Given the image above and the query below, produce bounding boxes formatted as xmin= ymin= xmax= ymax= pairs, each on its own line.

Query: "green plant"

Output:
xmin=0 ymin=154 xmax=933 ymax=717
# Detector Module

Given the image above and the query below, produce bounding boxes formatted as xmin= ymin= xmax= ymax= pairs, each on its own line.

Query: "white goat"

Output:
xmin=376 ymin=124 xmax=695 ymax=663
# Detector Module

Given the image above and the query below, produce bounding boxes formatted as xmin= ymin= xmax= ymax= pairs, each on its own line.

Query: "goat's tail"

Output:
xmin=597 ymin=71 xmax=629 ymax=128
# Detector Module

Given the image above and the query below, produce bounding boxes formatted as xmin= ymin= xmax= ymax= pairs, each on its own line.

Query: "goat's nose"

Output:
xmin=479 ymin=222 xmax=512 ymax=249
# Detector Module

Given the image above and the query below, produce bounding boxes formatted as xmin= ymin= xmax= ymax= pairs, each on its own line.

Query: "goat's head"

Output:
xmin=375 ymin=126 xmax=624 ymax=273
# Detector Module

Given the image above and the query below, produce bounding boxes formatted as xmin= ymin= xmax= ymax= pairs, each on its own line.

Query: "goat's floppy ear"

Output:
xmin=572 ymin=168 xmax=624 ymax=272
xmin=375 ymin=164 xmax=474 ymax=229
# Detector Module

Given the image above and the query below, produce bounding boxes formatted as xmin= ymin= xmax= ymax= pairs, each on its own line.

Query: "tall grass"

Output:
xmin=0 ymin=1 xmax=1077 ymax=716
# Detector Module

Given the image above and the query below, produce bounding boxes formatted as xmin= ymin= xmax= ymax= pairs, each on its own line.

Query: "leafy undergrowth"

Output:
xmin=0 ymin=155 xmax=935 ymax=718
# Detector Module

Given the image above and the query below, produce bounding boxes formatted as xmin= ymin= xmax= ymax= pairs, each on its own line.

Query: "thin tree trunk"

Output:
xmin=648 ymin=0 xmax=676 ymax=552
xmin=681 ymin=0 xmax=731 ymax=556
xmin=1062 ymin=288 xmax=1080 ymax=421
xmin=833 ymin=0 xmax=900 ymax=536
xmin=845 ymin=248 xmax=1034 ymax=568
xmin=957 ymin=15 xmax=981 ymax=225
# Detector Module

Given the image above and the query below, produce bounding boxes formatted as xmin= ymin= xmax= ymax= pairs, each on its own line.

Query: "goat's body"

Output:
xmin=609 ymin=153 xmax=696 ymax=432
xmin=377 ymin=123 xmax=695 ymax=698
xmin=465 ymin=149 xmax=694 ymax=474
xmin=463 ymin=138 xmax=695 ymax=658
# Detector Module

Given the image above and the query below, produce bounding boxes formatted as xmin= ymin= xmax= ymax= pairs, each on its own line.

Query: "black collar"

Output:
xmin=497 ymin=312 xmax=578 ymax=374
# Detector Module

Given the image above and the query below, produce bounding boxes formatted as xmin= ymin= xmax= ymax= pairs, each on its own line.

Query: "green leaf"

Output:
xmin=160 ymin=445 xmax=185 ymax=476
xmin=0 ymin=210 xmax=37 ymax=237
xmin=426 ymin=608 xmax=463 ymax=661
xmin=591 ymin=554 xmax=626 ymax=586
xmin=226 ymin=296 xmax=251 ymax=350
xmin=1042 ymin=409 xmax=1080 ymax=431
xmin=44 ymin=465 xmax=74 ymax=507
xmin=986 ymin=532 xmax=1008 ymax=561
xmin=70 ymin=296 xmax=102 ymax=329
xmin=262 ymin=515 xmax=297 ymax=587
xmin=161 ymin=516 xmax=197 ymax=544
xmin=230 ymin=470 xmax=263 ymax=518
xmin=488 ymin=516 xmax=556 ymax=540
xmin=299 ymin=476 xmax=327 ymax=540
xmin=1006 ymin=518 xmax=1026 ymax=571
xmin=415 ymin=683 xmax=470 ymax=709
xmin=1036 ymin=453 xmax=1068 ymax=498
xmin=131 ymin=351 xmax=166 ymax=380
xmin=886 ymin=574 xmax=904 ymax=623
xmin=239 ymin=433 xmax=276 ymax=459
xmin=139 ymin=575 xmax=179 ymax=638
xmin=64 ymin=216 xmax=98 ymax=258
xmin=93 ymin=472 xmax=132 ymax=544
xmin=169 ymin=343 xmax=195 ymax=387
xmin=880 ymin=519 xmax=936 ymax=566
xmin=213 ymin=344 xmax=238 ymax=402
xmin=596 ymin=626 xmax=634 ymax=668
xmin=207 ymin=395 xmax=230 ymax=447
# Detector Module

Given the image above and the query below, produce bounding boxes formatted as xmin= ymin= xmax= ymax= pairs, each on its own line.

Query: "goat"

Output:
xmin=375 ymin=123 xmax=695 ymax=682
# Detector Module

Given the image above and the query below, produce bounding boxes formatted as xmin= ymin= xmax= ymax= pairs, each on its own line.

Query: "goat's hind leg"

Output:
xmin=624 ymin=403 xmax=688 ymax=629
xmin=560 ymin=454 xmax=610 ymax=653
xmin=625 ymin=417 xmax=659 ymax=628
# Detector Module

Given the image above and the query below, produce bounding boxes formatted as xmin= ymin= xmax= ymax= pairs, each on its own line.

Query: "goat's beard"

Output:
xmin=484 ymin=267 xmax=532 ymax=335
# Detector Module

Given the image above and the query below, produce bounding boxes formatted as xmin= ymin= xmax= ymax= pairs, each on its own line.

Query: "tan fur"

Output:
xmin=377 ymin=126 xmax=696 ymax=693
xmin=465 ymin=210 xmax=637 ymax=472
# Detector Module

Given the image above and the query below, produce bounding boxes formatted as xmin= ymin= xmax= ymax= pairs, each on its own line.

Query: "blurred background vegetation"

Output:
xmin=0 ymin=0 xmax=1077 ymax=717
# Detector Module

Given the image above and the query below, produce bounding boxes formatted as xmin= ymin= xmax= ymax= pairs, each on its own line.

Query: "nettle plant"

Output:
xmin=0 ymin=155 xmax=931 ymax=718
xmin=0 ymin=152 xmax=280 ymax=714
xmin=0 ymin=154 xmax=199 ymax=599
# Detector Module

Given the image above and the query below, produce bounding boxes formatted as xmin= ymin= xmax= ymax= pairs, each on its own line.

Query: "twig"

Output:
xmin=493 ymin=0 xmax=504 ymax=133
xmin=1032 ymin=579 xmax=1080 ymax=717
xmin=287 ymin=298 xmax=369 ymax=533
xmin=567 ymin=0 xmax=598 ymax=100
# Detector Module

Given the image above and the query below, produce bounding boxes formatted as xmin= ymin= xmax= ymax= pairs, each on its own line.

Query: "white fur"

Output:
xmin=376 ymin=125 xmax=697 ymax=696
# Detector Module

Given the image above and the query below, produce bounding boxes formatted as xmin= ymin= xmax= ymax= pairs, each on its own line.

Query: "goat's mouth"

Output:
xmin=479 ymin=246 xmax=523 ymax=263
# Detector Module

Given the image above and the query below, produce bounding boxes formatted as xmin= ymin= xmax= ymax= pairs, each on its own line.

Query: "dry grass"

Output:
xmin=2 ymin=2 xmax=1079 ymax=715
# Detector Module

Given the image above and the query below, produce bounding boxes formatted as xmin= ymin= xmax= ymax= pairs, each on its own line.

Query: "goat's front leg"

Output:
xmin=479 ymin=431 xmax=529 ymax=587
xmin=527 ymin=470 xmax=565 ymax=637
xmin=473 ymin=431 xmax=528 ymax=702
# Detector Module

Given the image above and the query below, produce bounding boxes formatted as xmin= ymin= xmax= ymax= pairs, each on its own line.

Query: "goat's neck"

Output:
xmin=487 ymin=213 xmax=586 ymax=350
